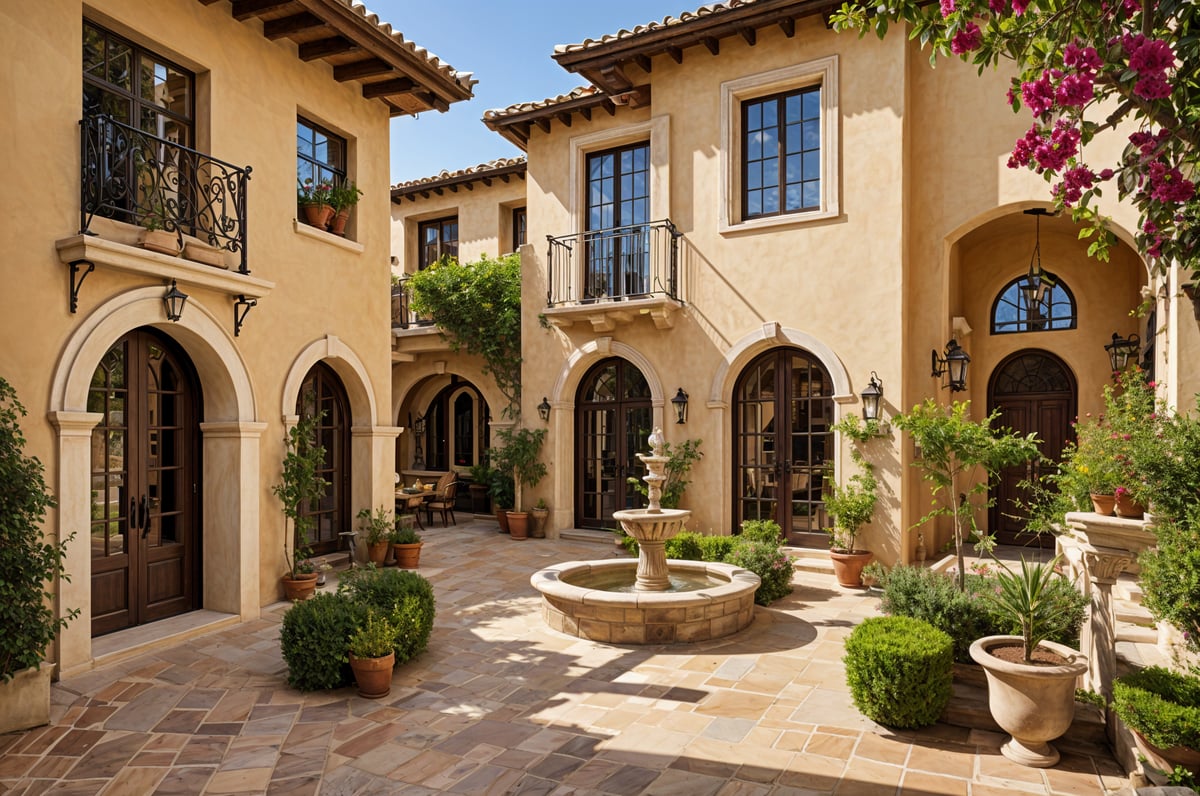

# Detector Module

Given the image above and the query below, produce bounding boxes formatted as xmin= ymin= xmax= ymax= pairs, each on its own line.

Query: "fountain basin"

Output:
xmin=531 ymin=559 xmax=760 ymax=644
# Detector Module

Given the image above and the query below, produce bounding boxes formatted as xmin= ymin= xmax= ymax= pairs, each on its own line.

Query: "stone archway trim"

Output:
xmin=708 ymin=322 xmax=853 ymax=406
xmin=281 ymin=335 xmax=378 ymax=426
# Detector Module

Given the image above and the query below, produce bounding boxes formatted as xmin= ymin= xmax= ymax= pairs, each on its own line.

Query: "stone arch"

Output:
xmin=391 ymin=357 xmax=507 ymax=428
xmin=708 ymin=322 xmax=853 ymax=407
xmin=549 ymin=337 xmax=667 ymax=417
xmin=281 ymin=335 xmax=378 ymax=426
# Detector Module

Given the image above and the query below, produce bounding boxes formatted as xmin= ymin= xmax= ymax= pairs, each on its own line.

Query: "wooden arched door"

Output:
xmin=575 ymin=358 xmax=652 ymax=529
xmin=988 ymin=350 xmax=1076 ymax=546
xmin=298 ymin=363 xmax=351 ymax=556
xmin=88 ymin=329 xmax=202 ymax=636
xmin=733 ymin=348 xmax=834 ymax=546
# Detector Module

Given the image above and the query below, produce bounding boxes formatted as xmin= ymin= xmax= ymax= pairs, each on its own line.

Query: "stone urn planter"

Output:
xmin=969 ymin=635 xmax=1088 ymax=767
xmin=0 ymin=663 xmax=55 ymax=734
xmin=829 ymin=549 xmax=873 ymax=587
xmin=529 ymin=505 xmax=549 ymax=538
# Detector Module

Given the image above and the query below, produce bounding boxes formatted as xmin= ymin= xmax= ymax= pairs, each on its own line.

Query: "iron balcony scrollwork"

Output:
xmin=546 ymin=219 xmax=683 ymax=307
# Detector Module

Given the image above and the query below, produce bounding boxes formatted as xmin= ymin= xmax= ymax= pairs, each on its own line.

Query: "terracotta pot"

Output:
xmin=349 ymin=651 xmax=395 ymax=699
xmin=496 ymin=508 xmax=511 ymax=534
xmin=282 ymin=572 xmax=318 ymax=601
xmin=182 ymin=240 xmax=226 ymax=267
xmin=969 ymin=636 xmax=1088 ymax=768
xmin=392 ymin=541 xmax=422 ymax=569
xmin=367 ymin=541 xmax=390 ymax=566
xmin=302 ymin=203 xmax=334 ymax=229
xmin=1131 ymin=730 xmax=1200 ymax=781
xmin=829 ymin=549 xmax=873 ymax=587
xmin=329 ymin=207 xmax=351 ymax=236
xmin=1114 ymin=492 xmax=1146 ymax=519
xmin=508 ymin=511 xmax=529 ymax=540
xmin=140 ymin=228 xmax=180 ymax=256
xmin=529 ymin=507 xmax=549 ymax=538
xmin=1089 ymin=493 xmax=1116 ymax=516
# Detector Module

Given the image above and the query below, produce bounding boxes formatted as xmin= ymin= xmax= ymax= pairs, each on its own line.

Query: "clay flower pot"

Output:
xmin=392 ymin=541 xmax=422 ymax=569
xmin=1114 ymin=491 xmax=1145 ymax=519
xmin=367 ymin=541 xmax=390 ymax=566
xmin=349 ymin=651 xmax=395 ymax=699
xmin=281 ymin=572 xmax=318 ymax=601
xmin=507 ymin=511 xmax=529 ymax=540
xmin=1089 ymin=493 xmax=1116 ymax=516
xmin=969 ymin=636 xmax=1088 ymax=767
xmin=829 ymin=549 xmax=873 ymax=587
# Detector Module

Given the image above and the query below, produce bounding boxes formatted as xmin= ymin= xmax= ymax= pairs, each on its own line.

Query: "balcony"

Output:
xmin=390 ymin=276 xmax=446 ymax=359
xmin=80 ymin=114 xmax=250 ymax=273
xmin=544 ymin=219 xmax=686 ymax=331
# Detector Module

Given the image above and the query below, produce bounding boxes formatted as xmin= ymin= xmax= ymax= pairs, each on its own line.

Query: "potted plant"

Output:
xmin=0 ymin=377 xmax=77 ymax=734
xmin=823 ymin=449 xmax=878 ymax=587
xmin=467 ymin=462 xmax=493 ymax=513
xmin=328 ymin=178 xmax=362 ymax=237
xmin=347 ymin=609 xmax=397 ymax=699
xmin=968 ymin=557 xmax=1088 ymax=768
xmin=297 ymin=178 xmax=334 ymax=229
xmin=390 ymin=518 xmax=422 ymax=569
xmin=272 ymin=409 xmax=328 ymax=601
xmin=357 ymin=506 xmax=393 ymax=566
xmin=490 ymin=428 xmax=547 ymax=541
xmin=489 ymin=470 xmax=514 ymax=534
xmin=1111 ymin=666 xmax=1200 ymax=782
xmin=139 ymin=196 xmax=181 ymax=257
xmin=529 ymin=497 xmax=550 ymax=539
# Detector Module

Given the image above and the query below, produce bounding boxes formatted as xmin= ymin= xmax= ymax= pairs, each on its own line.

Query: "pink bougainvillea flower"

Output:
xmin=1021 ymin=71 xmax=1057 ymax=117
xmin=940 ymin=0 xmax=956 ymax=16
xmin=950 ymin=22 xmax=983 ymax=54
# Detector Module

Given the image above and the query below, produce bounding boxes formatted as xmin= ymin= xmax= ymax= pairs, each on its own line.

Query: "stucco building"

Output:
xmin=1 ymin=0 xmax=472 ymax=675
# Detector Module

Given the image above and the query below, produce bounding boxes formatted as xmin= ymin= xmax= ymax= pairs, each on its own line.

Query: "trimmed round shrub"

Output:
xmin=844 ymin=616 xmax=953 ymax=729
xmin=1112 ymin=666 xmax=1200 ymax=750
xmin=280 ymin=592 xmax=367 ymax=691
xmin=879 ymin=566 xmax=991 ymax=662
xmin=337 ymin=567 xmax=436 ymax=664
xmin=725 ymin=540 xmax=794 ymax=605
xmin=699 ymin=534 xmax=737 ymax=562
xmin=665 ymin=532 xmax=704 ymax=560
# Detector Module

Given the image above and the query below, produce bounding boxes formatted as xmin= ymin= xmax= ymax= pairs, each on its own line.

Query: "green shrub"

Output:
xmin=725 ymin=540 xmax=794 ymax=605
xmin=739 ymin=519 xmax=783 ymax=544
xmin=879 ymin=566 xmax=992 ymax=662
xmin=1139 ymin=508 xmax=1200 ymax=653
xmin=974 ymin=568 xmax=1088 ymax=652
xmin=280 ymin=593 xmax=367 ymax=690
xmin=699 ymin=534 xmax=737 ymax=562
xmin=337 ymin=567 xmax=436 ymax=664
xmin=664 ymin=532 xmax=703 ymax=560
xmin=844 ymin=616 xmax=953 ymax=729
xmin=1112 ymin=666 xmax=1200 ymax=750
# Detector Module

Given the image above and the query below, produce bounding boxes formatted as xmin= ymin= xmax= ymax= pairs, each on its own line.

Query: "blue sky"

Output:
xmin=371 ymin=0 xmax=694 ymax=184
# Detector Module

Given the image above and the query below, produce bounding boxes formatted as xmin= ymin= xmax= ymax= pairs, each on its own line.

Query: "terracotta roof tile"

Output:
xmin=391 ymin=156 xmax=527 ymax=192
xmin=482 ymin=86 xmax=606 ymax=121
xmin=554 ymin=0 xmax=759 ymax=54
xmin=343 ymin=0 xmax=477 ymax=92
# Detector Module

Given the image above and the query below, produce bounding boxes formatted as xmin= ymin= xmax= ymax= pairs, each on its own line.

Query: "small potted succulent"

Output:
xmin=347 ymin=609 xmax=397 ymax=699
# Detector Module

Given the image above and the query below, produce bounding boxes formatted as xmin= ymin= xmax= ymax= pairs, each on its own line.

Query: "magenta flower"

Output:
xmin=1011 ymin=0 xmax=1029 ymax=14
xmin=1021 ymin=71 xmax=1056 ymax=117
xmin=950 ymin=22 xmax=983 ymax=54
xmin=1129 ymin=39 xmax=1175 ymax=75
xmin=940 ymin=0 xmax=956 ymax=16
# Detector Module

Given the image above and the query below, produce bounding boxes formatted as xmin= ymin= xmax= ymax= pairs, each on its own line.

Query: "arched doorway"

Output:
xmin=575 ymin=358 xmax=652 ymax=529
xmin=88 ymin=328 xmax=202 ymax=636
xmin=299 ymin=362 xmax=351 ymax=556
xmin=733 ymin=348 xmax=833 ymax=546
xmin=416 ymin=380 xmax=490 ymax=471
xmin=988 ymin=350 xmax=1077 ymax=546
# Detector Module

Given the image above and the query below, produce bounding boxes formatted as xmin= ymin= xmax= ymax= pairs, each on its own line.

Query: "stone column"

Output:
xmin=1077 ymin=544 xmax=1133 ymax=699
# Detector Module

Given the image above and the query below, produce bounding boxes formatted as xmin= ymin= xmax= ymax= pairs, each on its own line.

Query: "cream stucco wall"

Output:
xmin=1 ymin=0 xmax=402 ymax=673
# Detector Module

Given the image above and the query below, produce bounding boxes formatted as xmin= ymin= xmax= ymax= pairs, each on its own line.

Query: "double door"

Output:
xmin=89 ymin=330 xmax=200 ymax=636
xmin=575 ymin=359 xmax=652 ymax=529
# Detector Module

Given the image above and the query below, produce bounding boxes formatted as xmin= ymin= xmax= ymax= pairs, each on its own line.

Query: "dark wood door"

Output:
xmin=575 ymin=359 xmax=652 ymax=529
xmin=89 ymin=330 xmax=200 ymax=636
xmin=734 ymin=349 xmax=834 ymax=546
xmin=298 ymin=364 xmax=351 ymax=557
xmin=988 ymin=351 xmax=1076 ymax=547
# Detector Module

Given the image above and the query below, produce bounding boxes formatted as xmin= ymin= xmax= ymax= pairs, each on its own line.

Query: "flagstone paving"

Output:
xmin=1 ymin=521 xmax=1130 ymax=795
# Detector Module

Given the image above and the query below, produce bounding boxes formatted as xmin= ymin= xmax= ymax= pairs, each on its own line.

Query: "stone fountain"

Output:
xmin=531 ymin=429 xmax=759 ymax=644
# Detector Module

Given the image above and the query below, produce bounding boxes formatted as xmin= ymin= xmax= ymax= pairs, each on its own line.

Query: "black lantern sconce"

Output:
xmin=1019 ymin=208 xmax=1055 ymax=313
xmin=163 ymin=280 xmax=188 ymax=322
xmin=411 ymin=412 xmax=427 ymax=470
xmin=671 ymin=388 xmax=689 ymax=425
xmin=233 ymin=295 xmax=257 ymax=337
xmin=860 ymin=372 xmax=884 ymax=422
xmin=1105 ymin=332 xmax=1140 ymax=373
xmin=931 ymin=339 xmax=970 ymax=392
xmin=537 ymin=397 xmax=552 ymax=423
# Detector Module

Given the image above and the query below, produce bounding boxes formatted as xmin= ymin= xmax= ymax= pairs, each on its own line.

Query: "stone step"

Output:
xmin=1116 ymin=601 xmax=1156 ymax=628
xmin=560 ymin=528 xmax=619 ymax=546
xmin=788 ymin=548 xmax=835 ymax=575
xmin=1116 ymin=623 xmax=1159 ymax=644
xmin=1114 ymin=577 xmax=1145 ymax=604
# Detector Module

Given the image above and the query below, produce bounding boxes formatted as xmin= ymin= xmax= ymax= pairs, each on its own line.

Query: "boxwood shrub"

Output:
xmin=1112 ymin=666 xmax=1200 ymax=750
xmin=281 ymin=567 xmax=436 ymax=691
xmin=725 ymin=540 xmax=794 ymax=605
xmin=844 ymin=616 xmax=953 ymax=729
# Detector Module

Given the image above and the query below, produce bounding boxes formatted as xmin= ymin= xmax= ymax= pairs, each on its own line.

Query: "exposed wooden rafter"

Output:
xmin=333 ymin=58 xmax=392 ymax=81
xmin=298 ymin=35 xmax=357 ymax=61
xmin=361 ymin=77 xmax=415 ymax=98
xmin=231 ymin=0 xmax=293 ymax=21
xmin=390 ymin=159 xmax=527 ymax=203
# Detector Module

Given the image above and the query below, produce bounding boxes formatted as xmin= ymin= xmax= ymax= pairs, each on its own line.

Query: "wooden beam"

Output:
xmin=448 ymin=184 xmax=458 ymax=193
xmin=231 ymin=0 xmax=292 ymax=21
xmin=462 ymin=182 xmax=474 ymax=191
xmin=481 ymin=177 xmax=492 ymax=187
xmin=579 ymin=107 xmax=592 ymax=121
xmin=432 ymin=187 xmax=443 ymax=196
xmin=197 ymin=0 xmax=223 ymax=5
xmin=533 ymin=118 xmax=551 ymax=133
xmin=262 ymin=12 xmax=323 ymax=39
xmin=739 ymin=27 xmax=756 ymax=46
xmin=298 ymin=36 xmax=357 ymax=61
xmin=701 ymin=37 xmax=720 ymax=55
xmin=601 ymin=100 xmax=616 ymax=116
xmin=633 ymin=54 xmax=652 ymax=73
xmin=412 ymin=91 xmax=449 ymax=112
xmin=666 ymin=45 xmax=683 ymax=64
xmin=779 ymin=17 xmax=795 ymax=37
xmin=334 ymin=58 xmax=393 ymax=81
xmin=361 ymin=77 xmax=415 ymax=98
xmin=555 ymin=112 xmax=572 ymax=128
xmin=498 ymin=174 xmax=510 ymax=183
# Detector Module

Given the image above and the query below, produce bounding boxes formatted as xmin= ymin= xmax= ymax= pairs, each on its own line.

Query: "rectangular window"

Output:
xmin=297 ymin=116 xmax=346 ymax=191
xmin=418 ymin=216 xmax=458 ymax=269
xmin=585 ymin=143 xmax=649 ymax=298
xmin=742 ymin=86 xmax=821 ymax=220
xmin=512 ymin=207 xmax=527 ymax=250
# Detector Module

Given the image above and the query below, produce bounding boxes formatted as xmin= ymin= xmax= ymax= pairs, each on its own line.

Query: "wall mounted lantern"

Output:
xmin=860 ymin=372 xmax=884 ymax=422
xmin=671 ymin=388 xmax=689 ymax=425
xmin=537 ymin=397 xmax=551 ymax=423
xmin=931 ymin=339 xmax=970 ymax=392
xmin=163 ymin=280 xmax=188 ymax=322
xmin=1105 ymin=332 xmax=1140 ymax=372
xmin=412 ymin=412 xmax=427 ymax=470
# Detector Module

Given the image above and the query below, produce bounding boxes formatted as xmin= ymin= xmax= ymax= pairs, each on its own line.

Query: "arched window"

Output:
xmin=991 ymin=272 xmax=1076 ymax=334
xmin=422 ymin=381 xmax=489 ymax=470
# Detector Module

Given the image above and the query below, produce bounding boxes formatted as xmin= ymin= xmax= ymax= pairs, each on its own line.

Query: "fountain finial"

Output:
xmin=637 ymin=427 xmax=669 ymax=513
xmin=647 ymin=427 xmax=665 ymax=458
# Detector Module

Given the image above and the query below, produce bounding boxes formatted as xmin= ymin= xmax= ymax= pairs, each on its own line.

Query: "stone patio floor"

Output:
xmin=0 ymin=520 xmax=1130 ymax=795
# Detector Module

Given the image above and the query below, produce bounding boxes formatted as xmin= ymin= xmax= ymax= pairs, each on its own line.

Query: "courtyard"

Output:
xmin=0 ymin=522 xmax=1126 ymax=795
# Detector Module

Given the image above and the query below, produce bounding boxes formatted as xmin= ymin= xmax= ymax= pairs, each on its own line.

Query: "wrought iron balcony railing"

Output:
xmin=80 ymin=114 xmax=251 ymax=273
xmin=546 ymin=219 xmax=683 ymax=307
xmin=391 ymin=277 xmax=436 ymax=329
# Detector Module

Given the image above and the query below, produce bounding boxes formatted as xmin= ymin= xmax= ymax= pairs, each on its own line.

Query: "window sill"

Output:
xmin=293 ymin=219 xmax=364 ymax=254
xmin=719 ymin=207 xmax=840 ymax=236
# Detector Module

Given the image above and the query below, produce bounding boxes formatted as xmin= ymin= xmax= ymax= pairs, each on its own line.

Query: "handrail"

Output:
xmin=546 ymin=219 xmax=683 ymax=307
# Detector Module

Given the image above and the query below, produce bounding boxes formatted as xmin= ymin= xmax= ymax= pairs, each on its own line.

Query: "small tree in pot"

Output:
xmin=0 ymin=377 xmax=78 ymax=733
xmin=823 ymin=448 xmax=878 ymax=587
xmin=272 ymin=407 xmax=328 ymax=599
xmin=489 ymin=427 xmax=546 ymax=539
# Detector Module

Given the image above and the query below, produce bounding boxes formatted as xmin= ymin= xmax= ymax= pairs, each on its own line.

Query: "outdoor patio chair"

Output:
xmin=426 ymin=472 xmax=458 ymax=527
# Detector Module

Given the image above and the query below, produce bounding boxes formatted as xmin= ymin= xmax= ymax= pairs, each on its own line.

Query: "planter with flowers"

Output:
xmin=329 ymin=179 xmax=362 ymax=237
xmin=297 ymin=178 xmax=334 ymax=230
